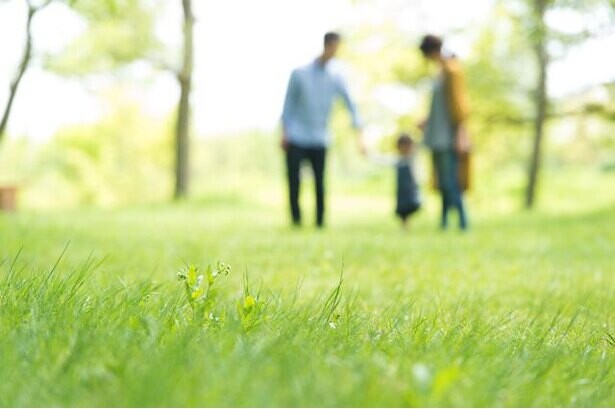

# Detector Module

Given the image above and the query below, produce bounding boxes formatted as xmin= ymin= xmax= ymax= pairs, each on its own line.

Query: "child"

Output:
xmin=370 ymin=133 xmax=422 ymax=229
xmin=394 ymin=134 xmax=421 ymax=229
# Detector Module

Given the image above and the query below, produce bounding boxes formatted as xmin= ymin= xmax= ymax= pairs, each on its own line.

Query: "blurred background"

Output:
xmin=0 ymin=0 xmax=613 ymax=215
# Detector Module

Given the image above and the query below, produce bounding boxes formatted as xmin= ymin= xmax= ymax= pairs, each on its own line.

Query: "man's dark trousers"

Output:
xmin=286 ymin=143 xmax=327 ymax=227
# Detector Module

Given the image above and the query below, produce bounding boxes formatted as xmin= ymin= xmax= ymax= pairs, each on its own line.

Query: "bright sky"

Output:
xmin=0 ymin=0 xmax=613 ymax=141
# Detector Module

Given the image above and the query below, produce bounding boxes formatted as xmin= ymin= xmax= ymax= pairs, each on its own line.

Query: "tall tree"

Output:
xmin=0 ymin=0 xmax=53 ymax=141
xmin=44 ymin=0 xmax=159 ymax=75
xmin=174 ymin=0 xmax=194 ymax=199
xmin=525 ymin=0 xmax=548 ymax=208
xmin=521 ymin=0 xmax=614 ymax=208
xmin=43 ymin=0 xmax=197 ymax=200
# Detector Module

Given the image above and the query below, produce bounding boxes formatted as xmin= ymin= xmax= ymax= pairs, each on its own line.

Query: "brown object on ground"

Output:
xmin=0 ymin=186 xmax=17 ymax=211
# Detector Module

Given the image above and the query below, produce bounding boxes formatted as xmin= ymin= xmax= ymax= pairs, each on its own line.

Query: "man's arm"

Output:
xmin=281 ymin=70 xmax=299 ymax=150
xmin=336 ymin=75 xmax=366 ymax=154
xmin=336 ymin=76 xmax=362 ymax=129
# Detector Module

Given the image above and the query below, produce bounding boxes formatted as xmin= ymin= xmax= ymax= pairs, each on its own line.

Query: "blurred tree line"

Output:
xmin=0 ymin=0 xmax=195 ymax=201
xmin=0 ymin=0 xmax=613 ymax=208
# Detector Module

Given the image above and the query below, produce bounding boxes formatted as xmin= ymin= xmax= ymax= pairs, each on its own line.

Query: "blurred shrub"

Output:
xmin=25 ymin=97 xmax=173 ymax=207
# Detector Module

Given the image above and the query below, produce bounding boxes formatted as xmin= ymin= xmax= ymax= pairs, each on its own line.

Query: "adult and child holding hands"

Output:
xmin=281 ymin=32 xmax=471 ymax=231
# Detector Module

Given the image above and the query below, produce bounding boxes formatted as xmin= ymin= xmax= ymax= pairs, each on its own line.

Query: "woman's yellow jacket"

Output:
xmin=443 ymin=58 xmax=470 ymax=126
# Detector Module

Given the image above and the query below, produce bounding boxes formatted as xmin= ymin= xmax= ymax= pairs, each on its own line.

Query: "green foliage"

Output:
xmin=44 ymin=0 xmax=160 ymax=76
xmin=236 ymin=271 xmax=265 ymax=332
xmin=26 ymin=93 xmax=173 ymax=206
xmin=341 ymin=22 xmax=431 ymax=130
xmin=463 ymin=7 xmax=536 ymax=166
xmin=0 ymin=137 xmax=33 ymax=185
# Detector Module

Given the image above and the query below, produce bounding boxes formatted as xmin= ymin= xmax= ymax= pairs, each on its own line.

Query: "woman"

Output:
xmin=419 ymin=34 xmax=471 ymax=231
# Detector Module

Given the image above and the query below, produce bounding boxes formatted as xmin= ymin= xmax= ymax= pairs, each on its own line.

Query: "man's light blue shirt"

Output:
xmin=282 ymin=59 xmax=361 ymax=148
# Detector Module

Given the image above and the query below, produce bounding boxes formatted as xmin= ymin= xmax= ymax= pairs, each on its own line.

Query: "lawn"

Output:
xmin=0 ymin=168 xmax=614 ymax=407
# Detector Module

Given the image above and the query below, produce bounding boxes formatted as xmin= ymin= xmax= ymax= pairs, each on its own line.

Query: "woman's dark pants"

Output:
xmin=286 ymin=144 xmax=326 ymax=227
xmin=433 ymin=149 xmax=468 ymax=230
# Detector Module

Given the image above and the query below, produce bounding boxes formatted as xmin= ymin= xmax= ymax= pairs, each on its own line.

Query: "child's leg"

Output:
xmin=404 ymin=204 xmax=421 ymax=231
xmin=400 ymin=214 xmax=409 ymax=230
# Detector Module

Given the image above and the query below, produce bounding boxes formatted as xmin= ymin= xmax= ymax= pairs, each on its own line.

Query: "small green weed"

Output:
xmin=176 ymin=261 xmax=231 ymax=325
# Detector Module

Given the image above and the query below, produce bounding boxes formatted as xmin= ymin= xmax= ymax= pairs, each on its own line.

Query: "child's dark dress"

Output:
xmin=396 ymin=158 xmax=421 ymax=219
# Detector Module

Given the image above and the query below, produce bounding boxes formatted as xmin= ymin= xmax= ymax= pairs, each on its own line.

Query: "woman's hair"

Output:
xmin=419 ymin=34 xmax=443 ymax=56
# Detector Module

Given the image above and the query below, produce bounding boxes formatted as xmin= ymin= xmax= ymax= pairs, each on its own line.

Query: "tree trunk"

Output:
xmin=174 ymin=0 xmax=194 ymax=199
xmin=0 ymin=6 xmax=36 ymax=141
xmin=525 ymin=0 xmax=548 ymax=209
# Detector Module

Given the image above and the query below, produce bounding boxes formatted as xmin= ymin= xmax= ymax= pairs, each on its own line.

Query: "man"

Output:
xmin=419 ymin=34 xmax=471 ymax=231
xmin=281 ymin=32 xmax=363 ymax=228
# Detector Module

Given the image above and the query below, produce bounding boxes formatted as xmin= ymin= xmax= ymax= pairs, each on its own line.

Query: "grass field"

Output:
xmin=1 ymin=167 xmax=614 ymax=407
